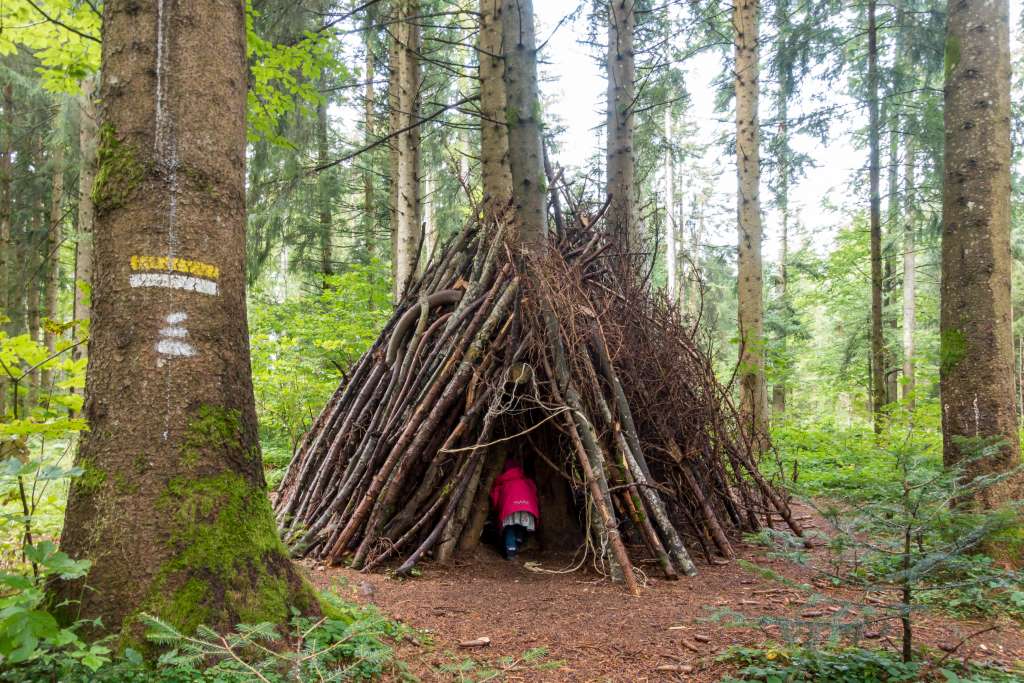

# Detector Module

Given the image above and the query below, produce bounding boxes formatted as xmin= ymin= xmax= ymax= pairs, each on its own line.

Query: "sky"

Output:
xmin=533 ymin=0 xmax=1024 ymax=263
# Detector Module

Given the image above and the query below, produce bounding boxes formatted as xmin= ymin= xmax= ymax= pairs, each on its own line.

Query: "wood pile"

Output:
xmin=274 ymin=216 xmax=803 ymax=593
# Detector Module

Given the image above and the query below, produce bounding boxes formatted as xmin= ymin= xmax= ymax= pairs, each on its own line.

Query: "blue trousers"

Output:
xmin=503 ymin=524 xmax=527 ymax=557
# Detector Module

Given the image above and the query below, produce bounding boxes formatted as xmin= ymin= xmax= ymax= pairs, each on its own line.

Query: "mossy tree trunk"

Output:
xmin=57 ymin=0 xmax=315 ymax=638
xmin=940 ymin=0 xmax=1023 ymax=513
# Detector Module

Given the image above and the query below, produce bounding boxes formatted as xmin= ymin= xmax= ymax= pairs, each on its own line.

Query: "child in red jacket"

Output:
xmin=490 ymin=460 xmax=540 ymax=560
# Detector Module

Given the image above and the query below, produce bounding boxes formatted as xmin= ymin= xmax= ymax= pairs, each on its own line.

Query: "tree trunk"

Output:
xmin=940 ymin=0 xmax=1023 ymax=512
xmin=902 ymin=137 xmax=915 ymax=408
xmin=73 ymin=75 xmax=98 ymax=364
xmin=663 ymin=107 xmax=676 ymax=302
xmin=58 ymin=0 xmax=315 ymax=636
xmin=317 ymin=96 xmax=333 ymax=288
xmin=0 ymin=83 xmax=12 ymax=414
xmin=867 ymin=0 xmax=886 ymax=430
xmin=606 ymin=0 xmax=637 ymax=249
xmin=42 ymin=137 xmax=65 ymax=395
xmin=479 ymin=0 xmax=512 ymax=215
xmin=884 ymin=118 xmax=899 ymax=406
xmin=734 ymin=0 xmax=766 ymax=443
xmin=363 ymin=25 xmax=377 ymax=261
xmin=501 ymin=0 xmax=545 ymax=248
xmin=388 ymin=0 xmax=421 ymax=301
xmin=772 ymin=90 xmax=790 ymax=417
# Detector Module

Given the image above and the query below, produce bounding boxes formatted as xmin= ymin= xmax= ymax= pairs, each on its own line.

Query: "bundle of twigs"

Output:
xmin=274 ymin=216 xmax=802 ymax=593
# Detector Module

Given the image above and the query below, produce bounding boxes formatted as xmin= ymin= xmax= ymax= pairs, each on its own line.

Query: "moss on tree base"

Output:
xmin=123 ymin=471 xmax=318 ymax=645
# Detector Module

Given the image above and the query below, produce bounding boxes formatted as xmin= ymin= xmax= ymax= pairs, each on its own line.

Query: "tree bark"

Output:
xmin=73 ymin=76 xmax=98 ymax=364
xmin=0 ymin=83 xmax=11 ymax=414
xmin=867 ymin=0 xmax=886 ymax=430
xmin=734 ymin=0 xmax=766 ymax=443
xmin=940 ymin=0 xmax=1023 ymax=511
xmin=479 ymin=0 xmax=512 ymax=216
xmin=664 ymin=107 xmax=676 ymax=302
xmin=363 ymin=24 xmax=377 ymax=262
xmin=42 ymin=136 xmax=65 ymax=395
xmin=58 ymin=0 xmax=315 ymax=635
xmin=772 ymin=88 xmax=790 ymax=417
xmin=902 ymin=137 xmax=915 ymax=408
xmin=317 ymin=95 xmax=333 ymax=288
xmin=884 ymin=117 xmax=900 ymax=406
xmin=501 ymin=0 xmax=546 ymax=248
xmin=388 ymin=0 xmax=421 ymax=301
xmin=606 ymin=0 xmax=637 ymax=249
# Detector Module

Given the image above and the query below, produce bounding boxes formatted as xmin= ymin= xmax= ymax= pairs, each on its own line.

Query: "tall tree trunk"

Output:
xmin=940 ymin=0 xmax=1023 ymax=512
xmin=316 ymin=96 xmax=333 ymax=289
xmin=0 ymin=83 xmax=12 ymax=415
xmin=902 ymin=137 xmax=915 ymax=408
xmin=867 ymin=0 xmax=886 ymax=430
xmin=73 ymin=76 xmax=98 ymax=364
xmin=42 ymin=138 xmax=64 ymax=396
xmin=422 ymin=171 xmax=436 ymax=264
xmin=363 ymin=22 xmax=377 ymax=262
xmin=734 ymin=0 xmax=766 ymax=443
xmin=606 ymin=0 xmax=637 ymax=249
xmin=388 ymin=0 xmax=421 ymax=301
xmin=884 ymin=119 xmax=900 ymax=406
xmin=663 ymin=107 xmax=676 ymax=302
xmin=58 ymin=0 xmax=314 ymax=634
xmin=501 ymin=0 xmax=545 ymax=248
xmin=772 ymin=91 xmax=790 ymax=417
xmin=479 ymin=0 xmax=512 ymax=215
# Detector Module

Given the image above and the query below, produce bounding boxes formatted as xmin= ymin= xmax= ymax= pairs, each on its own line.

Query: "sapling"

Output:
xmin=717 ymin=435 xmax=1023 ymax=664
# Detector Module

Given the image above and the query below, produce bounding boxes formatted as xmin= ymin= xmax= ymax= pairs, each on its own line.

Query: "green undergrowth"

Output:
xmin=719 ymin=643 xmax=1024 ymax=682
xmin=433 ymin=646 xmax=565 ymax=682
xmin=1 ymin=591 xmax=413 ymax=682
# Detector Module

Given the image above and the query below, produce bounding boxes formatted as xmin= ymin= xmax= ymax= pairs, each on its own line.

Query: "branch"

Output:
xmin=24 ymin=0 xmax=101 ymax=44
xmin=310 ymin=94 xmax=478 ymax=174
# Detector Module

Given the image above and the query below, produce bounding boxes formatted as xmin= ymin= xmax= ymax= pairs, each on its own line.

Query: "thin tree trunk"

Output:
xmin=663 ymin=107 xmax=676 ymax=302
xmin=363 ymin=25 xmax=377 ymax=261
xmin=42 ymin=138 xmax=64 ymax=395
xmin=501 ymin=0 xmax=546 ymax=248
xmin=606 ymin=0 xmax=637 ymax=249
xmin=885 ymin=118 xmax=899 ymax=406
xmin=940 ymin=0 xmax=1023 ymax=514
xmin=317 ymin=96 xmax=333 ymax=288
xmin=772 ymin=91 xmax=790 ymax=417
xmin=58 ymin=0 xmax=315 ymax=633
xmin=902 ymin=137 xmax=915 ymax=408
xmin=479 ymin=0 xmax=512 ymax=215
xmin=867 ymin=0 xmax=886 ymax=430
xmin=734 ymin=0 xmax=767 ymax=444
xmin=73 ymin=75 xmax=98 ymax=364
xmin=389 ymin=0 xmax=421 ymax=301
xmin=0 ymin=83 xmax=12 ymax=415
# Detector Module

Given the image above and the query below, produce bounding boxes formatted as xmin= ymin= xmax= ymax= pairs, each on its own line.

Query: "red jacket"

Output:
xmin=490 ymin=465 xmax=540 ymax=522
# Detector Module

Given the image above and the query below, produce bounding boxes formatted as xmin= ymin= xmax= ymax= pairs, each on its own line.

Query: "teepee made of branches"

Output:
xmin=274 ymin=212 xmax=803 ymax=593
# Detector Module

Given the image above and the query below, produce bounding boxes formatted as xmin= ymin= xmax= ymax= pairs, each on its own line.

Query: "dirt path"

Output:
xmin=305 ymin=502 xmax=1024 ymax=682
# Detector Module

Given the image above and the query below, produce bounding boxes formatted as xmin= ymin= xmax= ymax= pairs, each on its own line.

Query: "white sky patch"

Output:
xmin=536 ymin=0 xmax=1024 ymax=261
xmin=130 ymin=272 xmax=218 ymax=296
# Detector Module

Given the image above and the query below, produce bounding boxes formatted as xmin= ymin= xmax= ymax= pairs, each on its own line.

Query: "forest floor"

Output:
xmin=305 ymin=500 xmax=1024 ymax=682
